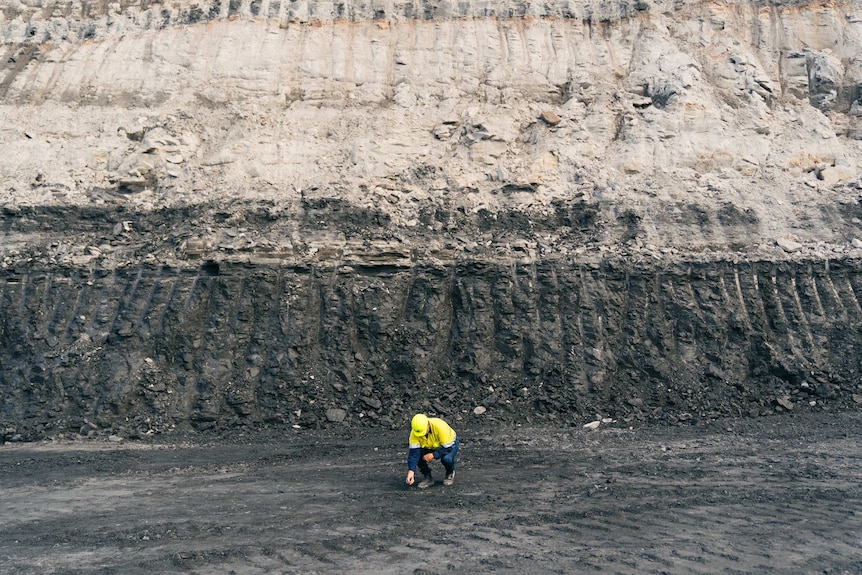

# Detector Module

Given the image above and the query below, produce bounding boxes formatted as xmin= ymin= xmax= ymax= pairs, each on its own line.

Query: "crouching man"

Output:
xmin=405 ymin=413 xmax=459 ymax=488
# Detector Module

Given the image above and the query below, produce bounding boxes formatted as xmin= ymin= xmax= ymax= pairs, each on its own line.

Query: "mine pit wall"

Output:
xmin=2 ymin=254 xmax=862 ymax=440
xmin=2 ymin=0 xmax=862 ymax=440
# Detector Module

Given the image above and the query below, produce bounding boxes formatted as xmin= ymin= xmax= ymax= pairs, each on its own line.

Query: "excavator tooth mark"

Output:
xmin=780 ymin=270 xmax=815 ymax=354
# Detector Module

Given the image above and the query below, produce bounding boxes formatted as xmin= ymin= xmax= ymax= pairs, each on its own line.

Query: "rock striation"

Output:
xmin=2 ymin=0 xmax=862 ymax=439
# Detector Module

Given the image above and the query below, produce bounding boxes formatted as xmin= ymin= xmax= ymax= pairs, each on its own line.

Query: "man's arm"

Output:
xmin=431 ymin=434 xmax=457 ymax=460
xmin=407 ymin=447 xmax=421 ymax=471
xmin=405 ymin=446 xmax=421 ymax=485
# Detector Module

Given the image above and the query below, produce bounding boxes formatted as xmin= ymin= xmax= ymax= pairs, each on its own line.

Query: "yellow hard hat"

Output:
xmin=411 ymin=413 xmax=429 ymax=436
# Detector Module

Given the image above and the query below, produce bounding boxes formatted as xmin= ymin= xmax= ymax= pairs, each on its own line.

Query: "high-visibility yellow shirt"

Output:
xmin=408 ymin=417 xmax=456 ymax=450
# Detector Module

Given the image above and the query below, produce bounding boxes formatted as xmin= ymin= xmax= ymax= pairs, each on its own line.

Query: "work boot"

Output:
xmin=418 ymin=475 xmax=434 ymax=489
xmin=444 ymin=471 xmax=455 ymax=486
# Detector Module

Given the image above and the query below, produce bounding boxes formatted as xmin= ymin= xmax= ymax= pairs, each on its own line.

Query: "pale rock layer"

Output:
xmin=1 ymin=0 xmax=861 ymax=259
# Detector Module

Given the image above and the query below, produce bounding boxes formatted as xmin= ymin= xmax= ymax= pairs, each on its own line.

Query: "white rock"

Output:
xmin=583 ymin=420 xmax=601 ymax=430
xmin=776 ymin=238 xmax=803 ymax=253
xmin=473 ymin=406 xmax=486 ymax=415
xmin=819 ymin=165 xmax=856 ymax=185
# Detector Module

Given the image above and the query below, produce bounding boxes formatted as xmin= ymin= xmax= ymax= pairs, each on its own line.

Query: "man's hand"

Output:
xmin=406 ymin=470 xmax=415 ymax=485
xmin=422 ymin=453 xmax=435 ymax=462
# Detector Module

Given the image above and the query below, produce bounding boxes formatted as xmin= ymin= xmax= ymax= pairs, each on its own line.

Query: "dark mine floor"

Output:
xmin=2 ymin=412 xmax=861 ymax=574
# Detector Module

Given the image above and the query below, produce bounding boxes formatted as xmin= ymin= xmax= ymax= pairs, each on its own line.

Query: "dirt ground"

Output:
xmin=1 ymin=412 xmax=861 ymax=575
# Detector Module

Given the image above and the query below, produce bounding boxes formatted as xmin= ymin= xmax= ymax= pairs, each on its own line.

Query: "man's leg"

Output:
xmin=417 ymin=449 xmax=434 ymax=488
xmin=441 ymin=438 xmax=459 ymax=485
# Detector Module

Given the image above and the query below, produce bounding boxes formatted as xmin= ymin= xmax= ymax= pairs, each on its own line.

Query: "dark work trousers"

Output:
xmin=417 ymin=438 xmax=460 ymax=477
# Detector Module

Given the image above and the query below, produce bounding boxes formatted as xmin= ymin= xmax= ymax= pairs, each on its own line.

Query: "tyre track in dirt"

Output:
xmin=1 ymin=413 xmax=861 ymax=574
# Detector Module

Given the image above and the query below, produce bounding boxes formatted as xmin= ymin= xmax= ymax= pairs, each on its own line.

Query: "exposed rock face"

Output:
xmin=2 ymin=0 xmax=862 ymax=438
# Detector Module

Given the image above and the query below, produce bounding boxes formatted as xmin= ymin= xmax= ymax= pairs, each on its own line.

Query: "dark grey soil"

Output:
xmin=2 ymin=411 xmax=861 ymax=575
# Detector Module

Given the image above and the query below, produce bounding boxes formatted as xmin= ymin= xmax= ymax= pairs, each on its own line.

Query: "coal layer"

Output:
xmin=2 ymin=202 xmax=862 ymax=441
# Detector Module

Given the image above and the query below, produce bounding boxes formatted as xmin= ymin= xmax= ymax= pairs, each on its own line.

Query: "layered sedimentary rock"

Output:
xmin=4 ymin=203 xmax=862 ymax=438
xmin=2 ymin=0 xmax=862 ymax=438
